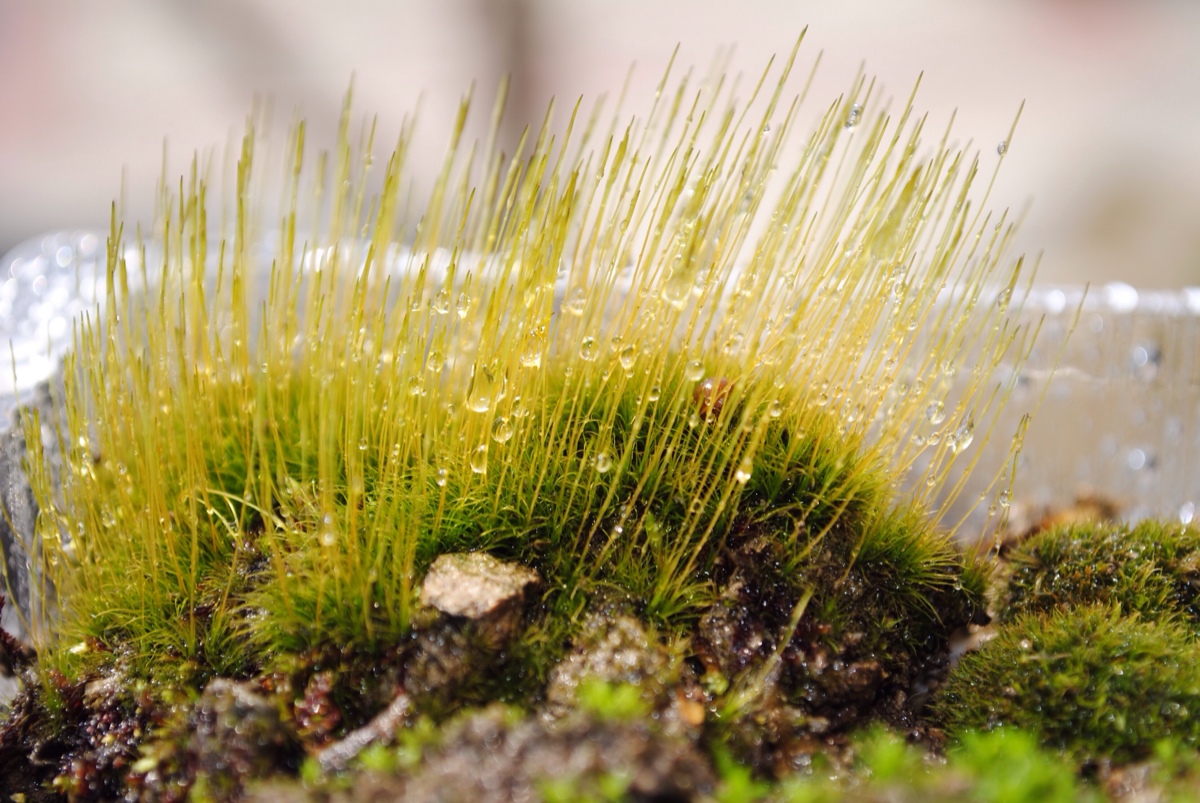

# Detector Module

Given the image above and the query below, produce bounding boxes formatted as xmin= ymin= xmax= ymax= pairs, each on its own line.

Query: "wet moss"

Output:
xmin=1002 ymin=519 xmax=1200 ymax=624
xmin=3 ymin=39 xmax=1042 ymax=797
xmin=934 ymin=605 xmax=1200 ymax=764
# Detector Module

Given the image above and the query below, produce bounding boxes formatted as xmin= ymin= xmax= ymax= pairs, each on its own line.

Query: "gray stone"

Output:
xmin=545 ymin=610 xmax=668 ymax=713
xmin=0 ymin=374 xmax=65 ymax=647
xmin=419 ymin=552 xmax=540 ymax=621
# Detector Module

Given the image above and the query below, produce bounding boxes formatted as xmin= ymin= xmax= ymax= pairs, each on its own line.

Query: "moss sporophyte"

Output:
xmin=3 ymin=38 xmax=1060 ymax=796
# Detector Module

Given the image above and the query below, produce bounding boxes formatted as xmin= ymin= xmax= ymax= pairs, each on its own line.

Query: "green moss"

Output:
xmin=7 ymin=41 xmax=1044 ymax=797
xmin=934 ymin=605 xmax=1200 ymax=763
xmin=774 ymin=727 xmax=1086 ymax=803
xmin=1002 ymin=519 xmax=1200 ymax=624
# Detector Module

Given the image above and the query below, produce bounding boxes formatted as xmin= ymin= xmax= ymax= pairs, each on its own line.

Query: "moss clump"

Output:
xmin=773 ymin=727 xmax=1085 ymax=803
xmin=934 ymin=605 xmax=1200 ymax=763
xmin=1002 ymin=520 xmax=1200 ymax=623
xmin=6 ymin=39 xmax=1040 ymax=797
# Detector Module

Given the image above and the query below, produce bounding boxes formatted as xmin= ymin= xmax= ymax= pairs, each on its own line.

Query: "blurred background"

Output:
xmin=2 ymin=0 xmax=1200 ymax=287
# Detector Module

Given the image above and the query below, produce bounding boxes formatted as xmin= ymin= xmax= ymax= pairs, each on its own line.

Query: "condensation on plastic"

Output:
xmin=946 ymin=283 xmax=1200 ymax=535
xmin=3 ymin=232 xmax=1197 ymax=539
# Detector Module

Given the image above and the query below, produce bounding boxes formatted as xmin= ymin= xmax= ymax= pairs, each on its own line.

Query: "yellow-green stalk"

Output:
xmin=20 ymin=40 xmax=1033 ymax=691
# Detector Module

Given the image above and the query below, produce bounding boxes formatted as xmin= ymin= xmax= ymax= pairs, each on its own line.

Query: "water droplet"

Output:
xmin=580 ymin=336 xmax=598 ymax=361
xmin=912 ymin=433 xmax=927 ymax=447
xmin=762 ymin=122 xmax=771 ymax=133
xmin=618 ymin=345 xmax=637 ymax=371
xmin=723 ymin=331 xmax=744 ymax=356
xmin=687 ymin=411 xmax=701 ymax=429
xmin=435 ymin=467 xmax=449 ymax=487
xmin=593 ymin=451 xmax=613 ymax=473
xmin=647 ymin=385 xmax=662 ymax=402
xmin=844 ymin=103 xmax=862 ymax=129
xmin=564 ymin=287 xmax=587 ymax=316
xmin=470 ymin=444 xmax=489 ymax=474
xmin=768 ymin=400 xmax=783 ymax=419
xmin=358 ymin=438 xmax=369 ymax=452
xmin=1180 ymin=502 xmax=1195 ymax=525
xmin=995 ymin=287 xmax=1013 ymax=311
xmin=685 ymin=359 xmax=705 ymax=381
xmin=426 ymin=350 xmax=445 ymax=373
xmin=949 ymin=421 xmax=974 ymax=454
xmin=491 ymin=416 xmax=513 ymax=444
xmin=320 ymin=513 xmax=336 ymax=547
xmin=662 ymin=273 xmax=691 ymax=310
xmin=999 ymin=490 xmax=1012 ymax=508
xmin=467 ymin=364 xmax=504 ymax=413
xmin=520 ymin=330 xmax=544 ymax=368
xmin=432 ymin=289 xmax=451 ymax=314
xmin=815 ymin=393 xmax=829 ymax=407
xmin=734 ymin=456 xmax=753 ymax=484
xmin=456 ymin=292 xmax=472 ymax=318
xmin=996 ymin=139 xmax=1008 ymax=156
xmin=927 ymin=431 xmax=942 ymax=446
xmin=926 ymin=401 xmax=946 ymax=425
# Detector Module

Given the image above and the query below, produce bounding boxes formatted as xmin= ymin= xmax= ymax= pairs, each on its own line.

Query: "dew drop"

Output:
xmin=470 ymin=444 xmax=489 ymax=474
xmin=358 ymin=438 xmax=369 ymax=452
xmin=491 ymin=416 xmax=514 ymax=444
xmin=432 ymin=289 xmax=451 ymax=314
xmin=426 ymin=350 xmax=445 ymax=373
xmin=520 ymin=335 xmax=544 ymax=369
xmin=564 ymin=287 xmax=587 ymax=316
xmin=815 ymin=393 xmax=829 ymax=407
xmin=768 ymin=400 xmax=783 ymax=419
xmin=998 ymin=489 xmax=1012 ymax=508
xmin=995 ymin=287 xmax=1013 ymax=311
xmin=997 ymin=139 xmax=1008 ymax=156
xmin=467 ymin=364 xmax=503 ymax=413
xmin=844 ymin=103 xmax=862 ymax=129
xmin=723 ymin=331 xmax=744 ymax=356
xmin=435 ymin=467 xmax=449 ymax=487
xmin=949 ymin=421 xmax=975 ymax=454
xmin=662 ymin=274 xmax=691 ymax=310
xmin=647 ymin=385 xmax=662 ymax=402
xmin=593 ymin=451 xmax=613 ymax=473
xmin=926 ymin=400 xmax=947 ymax=425
xmin=734 ymin=456 xmax=753 ymax=484
xmin=580 ymin=336 xmax=599 ymax=361
xmin=456 ymin=292 xmax=472 ymax=318
xmin=618 ymin=345 xmax=637 ymax=371
xmin=685 ymin=359 xmax=705 ymax=382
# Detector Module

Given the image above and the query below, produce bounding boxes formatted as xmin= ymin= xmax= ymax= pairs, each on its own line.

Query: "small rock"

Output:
xmin=188 ymin=679 xmax=302 ymax=798
xmin=398 ymin=705 xmax=714 ymax=803
xmin=546 ymin=610 xmax=667 ymax=713
xmin=419 ymin=551 xmax=540 ymax=621
xmin=406 ymin=554 xmax=540 ymax=700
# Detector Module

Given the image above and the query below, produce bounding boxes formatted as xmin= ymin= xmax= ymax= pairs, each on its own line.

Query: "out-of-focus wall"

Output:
xmin=2 ymin=0 xmax=1199 ymax=286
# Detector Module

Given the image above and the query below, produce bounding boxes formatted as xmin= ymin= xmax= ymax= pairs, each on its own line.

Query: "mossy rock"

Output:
xmin=934 ymin=605 xmax=1200 ymax=763
xmin=1002 ymin=520 xmax=1200 ymax=623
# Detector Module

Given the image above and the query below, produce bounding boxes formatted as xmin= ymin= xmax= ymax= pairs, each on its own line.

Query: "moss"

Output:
xmin=1002 ymin=519 xmax=1200 ymax=624
xmin=934 ymin=605 xmax=1200 ymax=763
xmin=6 ymin=39 xmax=1041 ymax=796
xmin=772 ymin=726 xmax=1087 ymax=802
